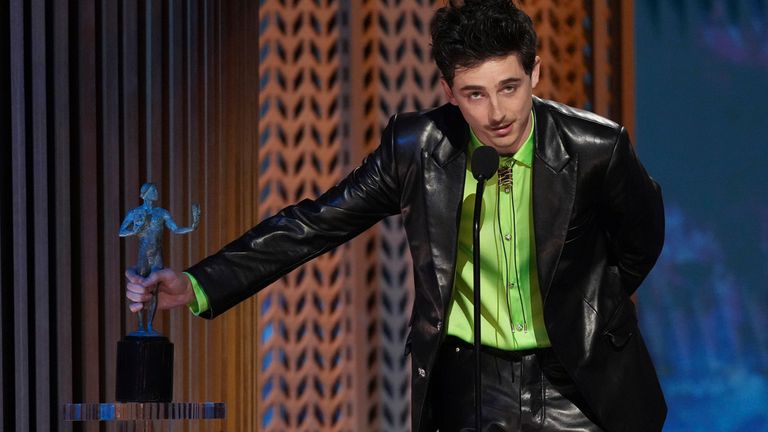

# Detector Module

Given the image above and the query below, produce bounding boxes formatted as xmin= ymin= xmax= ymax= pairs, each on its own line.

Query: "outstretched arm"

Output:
xmin=185 ymin=115 xmax=404 ymax=319
xmin=163 ymin=204 xmax=201 ymax=234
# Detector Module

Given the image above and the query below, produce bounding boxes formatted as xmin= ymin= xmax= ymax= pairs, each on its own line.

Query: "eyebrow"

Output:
xmin=498 ymin=78 xmax=522 ymax=86
xmin=458 ymin=77 xmax=523 ymax=92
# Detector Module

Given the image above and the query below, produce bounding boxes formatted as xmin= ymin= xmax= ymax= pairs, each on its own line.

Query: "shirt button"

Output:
xmin=517 ymin=323 xmax=524 ymax=332
xmin=418 ymin=367 xmax=426 ymax=377
xmin=504 ymin=187 xmax=511 ymax=193
xmin=504 ymin=234 xmax=512 ymax=241
xmin=436 ymin=321 xmax=442 ymax=331
xmin=455 ymin=347 xmax=461 ymax=353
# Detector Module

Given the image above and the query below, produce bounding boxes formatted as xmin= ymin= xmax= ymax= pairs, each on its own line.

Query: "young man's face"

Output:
xmin=441 ymin=54 xmax=541 ymax=155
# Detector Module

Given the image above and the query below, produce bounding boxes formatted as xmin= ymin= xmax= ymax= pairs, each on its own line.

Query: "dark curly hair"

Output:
xmin=431 ymin=0 xmax=538 ymax=86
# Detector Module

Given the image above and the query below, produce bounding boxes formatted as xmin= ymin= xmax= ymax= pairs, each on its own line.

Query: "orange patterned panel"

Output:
xmin=258 ymin=1 xmax=353 ymax=430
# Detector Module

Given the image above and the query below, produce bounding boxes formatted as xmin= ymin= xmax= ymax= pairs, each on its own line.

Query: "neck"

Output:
xmin=508 ymin=114 xmax=533 ymax=154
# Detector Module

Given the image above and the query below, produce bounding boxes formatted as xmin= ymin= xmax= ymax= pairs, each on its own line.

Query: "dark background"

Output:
xmin=636 ymin=1 xmax=768 ymax=430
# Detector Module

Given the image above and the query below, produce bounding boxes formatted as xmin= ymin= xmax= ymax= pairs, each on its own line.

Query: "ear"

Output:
xmin=531 ymin=56 xmax=541 ymax=89
xmin=440 ymin=78 xmax=458 ymax=105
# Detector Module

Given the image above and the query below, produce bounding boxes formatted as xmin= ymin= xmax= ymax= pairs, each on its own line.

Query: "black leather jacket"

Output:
xmin=187 ymin=97 xmax=667 ymax=432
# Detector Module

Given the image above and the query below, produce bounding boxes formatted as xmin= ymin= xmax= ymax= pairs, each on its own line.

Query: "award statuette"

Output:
xmin=117 ymin=183 xmax=200 ymax=402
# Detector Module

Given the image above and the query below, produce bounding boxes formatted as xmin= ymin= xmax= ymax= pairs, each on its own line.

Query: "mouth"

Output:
xmin=488 ymin=122 xmax=513 ymax=136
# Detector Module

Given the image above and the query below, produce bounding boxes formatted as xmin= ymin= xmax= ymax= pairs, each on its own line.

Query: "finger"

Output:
xmin=126 ymin=281 xmax=149 ymax=295
xmin=126 ymin=290 xmax=151 ymax=303
xmin=125 ymin=268 xmax=143 ymax=284
xmin=126 ymin=285 xmax=153 ymax=302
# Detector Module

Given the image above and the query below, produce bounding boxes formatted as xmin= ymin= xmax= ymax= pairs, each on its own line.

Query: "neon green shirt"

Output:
xmin=446 ymin=112 xmax=550 ymax=350
xmin=185 ymin=272 xmax=209 ymax=316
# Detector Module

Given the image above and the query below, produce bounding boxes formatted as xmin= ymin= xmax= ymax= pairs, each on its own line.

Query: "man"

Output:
xmin=126 ymin=1 xmax=666 ymax=430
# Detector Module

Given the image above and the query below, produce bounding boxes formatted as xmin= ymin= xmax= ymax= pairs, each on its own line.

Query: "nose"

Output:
xmin=488 ymin=96 xmax=505 ymax=125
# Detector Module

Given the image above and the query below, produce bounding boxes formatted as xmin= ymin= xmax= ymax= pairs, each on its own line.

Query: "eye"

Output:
xmin=501 ymin=85 xmax=517 ymax=94
xmin=467 ymin=91 xmax=484 ymax=100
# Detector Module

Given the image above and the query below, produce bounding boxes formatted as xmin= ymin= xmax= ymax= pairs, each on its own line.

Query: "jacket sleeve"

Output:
xmin=599 ymin=128 xmax=665 ymax=296
xmin=186 ymin=116 xmax=403 ymax=318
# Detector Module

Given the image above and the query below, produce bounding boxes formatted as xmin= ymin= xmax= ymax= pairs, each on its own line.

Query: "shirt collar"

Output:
xmin=468 ymin=110 xmax=535 ymax=168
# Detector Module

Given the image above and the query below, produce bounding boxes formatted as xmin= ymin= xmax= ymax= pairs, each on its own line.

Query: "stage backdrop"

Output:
xmin=255 ymin=1 xmax=633 ymax=431
xmin=1 ymin=1 xmax=633 ymax=431
xmin=636 ymin=0 xmax=768 ymax=430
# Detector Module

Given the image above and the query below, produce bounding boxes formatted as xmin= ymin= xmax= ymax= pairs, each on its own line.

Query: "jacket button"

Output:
xmin=417 ymin=367 xmax=426 ymax=378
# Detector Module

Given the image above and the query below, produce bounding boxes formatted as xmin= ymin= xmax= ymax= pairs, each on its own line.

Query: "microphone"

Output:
xmin=471 ymin=145 xmax=500 ymax=181
xmin=469 ymin=145 xmax=498 ymax=432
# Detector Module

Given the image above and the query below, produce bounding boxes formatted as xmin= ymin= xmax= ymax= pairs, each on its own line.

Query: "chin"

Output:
xmin=492 ymin=141 xmax=516 ymax=152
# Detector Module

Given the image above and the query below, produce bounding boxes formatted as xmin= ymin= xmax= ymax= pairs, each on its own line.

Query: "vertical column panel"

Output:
xmin=194 ymin=2 xmax=222 ymax=424
xmin=184 ymin=2 xmax=207 ymax=426
xmin=53 ymin=0 xmax=74 ymax=429
xmin=221 ymin=1 xmax=259 ymax=429
xmin=99 ymin=0 xmax=122 ymax=404
xmin=589 ymin=0 xmax=635 ymax=128
xmin=120 ymin=0 xmax=141 ymax=337
xmin=1 ymin=0 xmax=12 ymax=427
xmin=76 ymin=1 xmax=102 ymax=419
xmin=592 ymin=0 xmax=612 ymax=116
xmin=618 ymin=0 xmax=635 ymax=137
xmin=9 ymin=0 xmax=30 ymax=428
xmin=217 ymin=0 xmax=245 ymax=427
xmin=165 ymin=0 xmax=189 ymax=410
xmin=203 ymin=0 xmax=227 ymax=423
xmin=30 ymin=0 xmax=51 ymax=429
xmin=145 ymin=0 xmax=164 ymax=187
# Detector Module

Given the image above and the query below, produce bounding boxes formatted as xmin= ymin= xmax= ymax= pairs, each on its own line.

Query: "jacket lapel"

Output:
xmin=532 ymin=99 xmax=577 ymax=303
xmin=423 ymin=106 xmax=468 ymax=312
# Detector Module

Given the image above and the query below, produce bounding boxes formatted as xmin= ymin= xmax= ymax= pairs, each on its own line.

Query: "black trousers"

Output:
xmin=430 ymin=336 xmax=604 ymax=432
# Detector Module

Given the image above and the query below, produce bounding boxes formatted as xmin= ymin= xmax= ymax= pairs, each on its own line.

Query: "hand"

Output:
xmin=125 ymin=268 xmax=195 ymax=313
